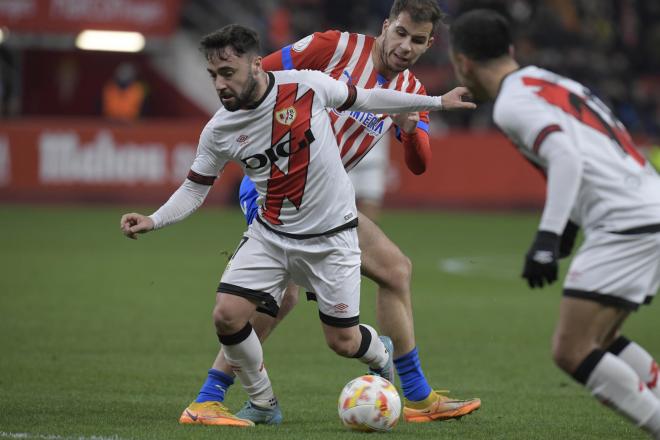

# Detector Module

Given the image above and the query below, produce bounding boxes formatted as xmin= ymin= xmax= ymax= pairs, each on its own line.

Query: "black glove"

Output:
xmin=558 ymin=221 xmax=579 ymax=259
xmin=522 ymin=230 xmax=559 ymax=288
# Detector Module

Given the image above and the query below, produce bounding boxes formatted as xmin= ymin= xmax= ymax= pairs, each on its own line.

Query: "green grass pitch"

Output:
xmin=0 ymin=205 xmax=656 ymax=439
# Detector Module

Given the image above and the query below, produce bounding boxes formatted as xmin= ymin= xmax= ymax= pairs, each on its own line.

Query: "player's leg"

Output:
xmin=322 ymin=322 xmax=394 ymax=382
xmin=179 ymin=291 xmax=260 ymax=428
xmin=183 ymin=176 xmax=298 ymax=424
xmin=598 ymin=235 xmax=660 ymax=401
xmin=358 ymin=212 xmax=414 ymax=356
xmin=552 ymin=297 xmax=660 ymax=437
xmin=181 ymin=229 xmax=286 ymax=426
xmin=554 ymin=230 xmax=660 ymax=437
xmin=357 ymin=212 xmax=481 ymax=422
xmin=193 ymin=282 xmax=299 ymax=406
xmin=291 ymin=226 xmax=394 ymax=381
xmin=606 ymin=335 xmax=660 ymax=400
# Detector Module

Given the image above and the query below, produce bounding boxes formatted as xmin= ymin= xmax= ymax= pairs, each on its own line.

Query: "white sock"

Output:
xmin=585 ymin=352 xmax=660 ymax=437
xmin=221 ymin=325 xmax=277 ymax=409
xmin=355 ymin=324 xmax=388 ymax=370
xmin=612 ymin=337 xmax=660 ymax=400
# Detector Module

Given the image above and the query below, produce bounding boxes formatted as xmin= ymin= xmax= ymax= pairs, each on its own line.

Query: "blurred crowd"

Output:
xmin=2 ymin=0 xmax=659 ymax=141
xmin=243 ymin=0 xmax=660 ymax=139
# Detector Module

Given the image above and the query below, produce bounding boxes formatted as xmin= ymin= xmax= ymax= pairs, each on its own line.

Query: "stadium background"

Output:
xmin=0 ymin=1 xmax=659 ymax=439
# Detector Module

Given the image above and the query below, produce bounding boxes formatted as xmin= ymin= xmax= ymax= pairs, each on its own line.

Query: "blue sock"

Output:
xmin=394 ymin=347 xmax=432 ymax=401
xmin=195 ymin=369 xmax=234 ymax=403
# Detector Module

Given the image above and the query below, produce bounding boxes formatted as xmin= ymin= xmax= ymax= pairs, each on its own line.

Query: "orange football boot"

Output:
xmin=403 ymin=390 xmax=481 ymax=423
xmin=179 ymin=401 xmax=255 ymax=427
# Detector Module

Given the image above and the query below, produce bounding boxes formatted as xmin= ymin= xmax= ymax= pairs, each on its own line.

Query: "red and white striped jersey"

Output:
xmin=191 ymin=70 xmax=357 ymax=236
xmin=494 ymin=66 xmax=660 ymax=233
xmin=263 ymin=30 xmax=430 ymax=171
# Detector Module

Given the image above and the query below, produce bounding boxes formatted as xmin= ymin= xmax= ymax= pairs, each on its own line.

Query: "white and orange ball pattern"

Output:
xmin=338 ymin=375 xmax=401 ymax=432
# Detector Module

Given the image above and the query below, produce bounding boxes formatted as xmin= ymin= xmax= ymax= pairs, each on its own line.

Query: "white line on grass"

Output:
xmin=0 ymin=433 xmax=128 ymax=440
xmin=437 ymin=255 xmax=519 ymax=280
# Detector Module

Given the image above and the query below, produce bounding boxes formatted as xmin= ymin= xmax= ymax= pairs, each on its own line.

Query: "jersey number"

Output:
xmin=262 ymin=84 xmax=315 ymax=225
xmin=522 ymin=77 xmax=645 ymax=166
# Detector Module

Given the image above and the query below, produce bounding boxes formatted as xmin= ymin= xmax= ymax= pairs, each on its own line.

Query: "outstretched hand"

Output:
xmin=441 ymin=87 xmax=477 ymax=111
xmin=120 ymin=213 xmax=154 ymax=240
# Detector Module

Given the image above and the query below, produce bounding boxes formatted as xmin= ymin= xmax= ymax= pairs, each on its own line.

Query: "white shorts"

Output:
xmin=348 ymin=136 xmax=390 ymax=202
xmin=564 ymin=229 xmax=660 ymax=310
xmin=219 ymin=219 xmax=362 ymax=327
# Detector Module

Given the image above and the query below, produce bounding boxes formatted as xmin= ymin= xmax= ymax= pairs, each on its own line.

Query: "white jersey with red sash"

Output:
xmin=494 ymin=66 xmax=660 ymax=233
xmin=190 ymin=70 xmax=357 ymax=236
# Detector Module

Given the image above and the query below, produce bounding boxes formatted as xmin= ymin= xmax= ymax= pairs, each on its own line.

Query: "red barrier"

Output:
xmin=0 ymin=118 xmax=546 ymax=208
xmin=387 ymin=131 xmax=546 ymax=209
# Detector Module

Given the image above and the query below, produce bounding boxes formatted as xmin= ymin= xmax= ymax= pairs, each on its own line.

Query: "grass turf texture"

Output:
xmin=0 ymin=205 xmax=657 ymax=440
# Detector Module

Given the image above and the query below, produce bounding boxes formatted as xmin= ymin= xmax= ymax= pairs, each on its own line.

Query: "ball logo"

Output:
xmin=275 ymin=107 xmax=297 ymax=126
xmin=292 ymin=34 xmax=314 ymax=52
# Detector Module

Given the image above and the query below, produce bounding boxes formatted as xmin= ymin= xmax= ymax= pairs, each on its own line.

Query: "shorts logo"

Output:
xmin=334 ymin=303 xmax=349 ymax=313
xmin=275 ymin=107 xmax=297 ymax=126
xmin=292 ymin=34 xmax=314 ymax=52
xmin=236 ymin=134 xmax=249 ymax=145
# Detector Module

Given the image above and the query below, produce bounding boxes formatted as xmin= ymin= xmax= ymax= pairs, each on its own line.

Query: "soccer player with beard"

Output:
xmin=180 ymin=0 xmax=482 ymax=427
xmin=450 ymin=9 xmax=660 ymax=438
xmin=121 ymin=24 xmax=475 ymax=426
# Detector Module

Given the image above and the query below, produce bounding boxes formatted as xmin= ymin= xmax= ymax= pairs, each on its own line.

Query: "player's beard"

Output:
xmin=221 ymin=71 xmax=259 ymax=112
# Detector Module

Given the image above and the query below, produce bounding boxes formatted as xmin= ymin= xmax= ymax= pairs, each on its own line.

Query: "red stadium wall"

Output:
xmin=0 ymin=119 xmax=546 ymax=208
xmin=387 ymin=132 xmax=546 ymax=209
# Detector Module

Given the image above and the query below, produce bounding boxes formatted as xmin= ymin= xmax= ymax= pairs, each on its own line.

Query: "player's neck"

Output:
xmin=479 ymin=59 xmax=519 ymax=100
xmin=244 ymin=71 xmax=271 ymax=110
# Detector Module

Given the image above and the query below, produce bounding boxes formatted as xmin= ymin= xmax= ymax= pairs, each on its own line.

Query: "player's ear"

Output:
xmin=508 ymin=44 xmax=515 ymax=58
xmin=426 ymin=36 xmax=434 ymax=49
xmin=381 ymin=18 xmax=390 ymax=35
xmin=454 ymin=52 xmax=469 ymax=72
xmin=252 ymin=55 xmax=263 ymax=72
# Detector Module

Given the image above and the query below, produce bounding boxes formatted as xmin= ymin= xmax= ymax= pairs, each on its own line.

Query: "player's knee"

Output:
xmin=325 ymin=331 xmax=360 ymax=358
xmin=213 ymin=304 xmax=246 ymax=335
xmin=552 ymin=335 xmax=583 ymax=374
xmin=379 ymin=253 xmax=412 ymax=294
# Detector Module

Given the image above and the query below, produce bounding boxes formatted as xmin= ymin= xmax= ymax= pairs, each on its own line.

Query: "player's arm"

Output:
xmin=496 ymin=99 xmax=582 ymax=287
xmin=538 ymin=131 xmax=582 ymax=237
xmin=120 ymin=179 xmax=213 ymax=239
xmin=390 ymin=79 xmax=433 ymax=174
xmin=338 ymin=83 xmax=475 ymax=113
xmin=262 ymin=30 xmax=340 ymax=71
xmin=400 ymin=127 xmax=431 ymax=175
xmin=391 ymin=112 xmax=431 ymax=175
xmin=120 ymin=126 xmax=223 ymax=239
xmin=521 ymin=130 xmax=582 ymax=288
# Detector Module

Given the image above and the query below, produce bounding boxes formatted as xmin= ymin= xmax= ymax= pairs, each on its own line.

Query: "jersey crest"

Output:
xmin=275 ymin=107 xmax=297 ymax=126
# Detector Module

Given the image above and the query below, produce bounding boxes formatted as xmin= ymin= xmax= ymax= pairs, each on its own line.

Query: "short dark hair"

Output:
xmin=389 ymin=0 xmax=445 ymax=34
xmin=199 ymin=24 xmax=261 ymax=61
xmin=449 ymin=9 xmax=511 ymax=61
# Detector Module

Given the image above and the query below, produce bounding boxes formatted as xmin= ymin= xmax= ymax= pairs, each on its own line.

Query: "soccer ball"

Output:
xmin=338 ymin=375 xmax=401 ymax=432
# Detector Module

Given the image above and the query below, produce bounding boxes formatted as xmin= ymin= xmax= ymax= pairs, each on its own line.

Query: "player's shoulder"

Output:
xmin=203 ymin=107 xmax=228 ymax=132
xmin=493 ymin=66 xmax=540 ymax=118
xmin=291 ymin=29 xmax=343 ymax=54
xmin=273 ymin=68 xmax=330 ymax=85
